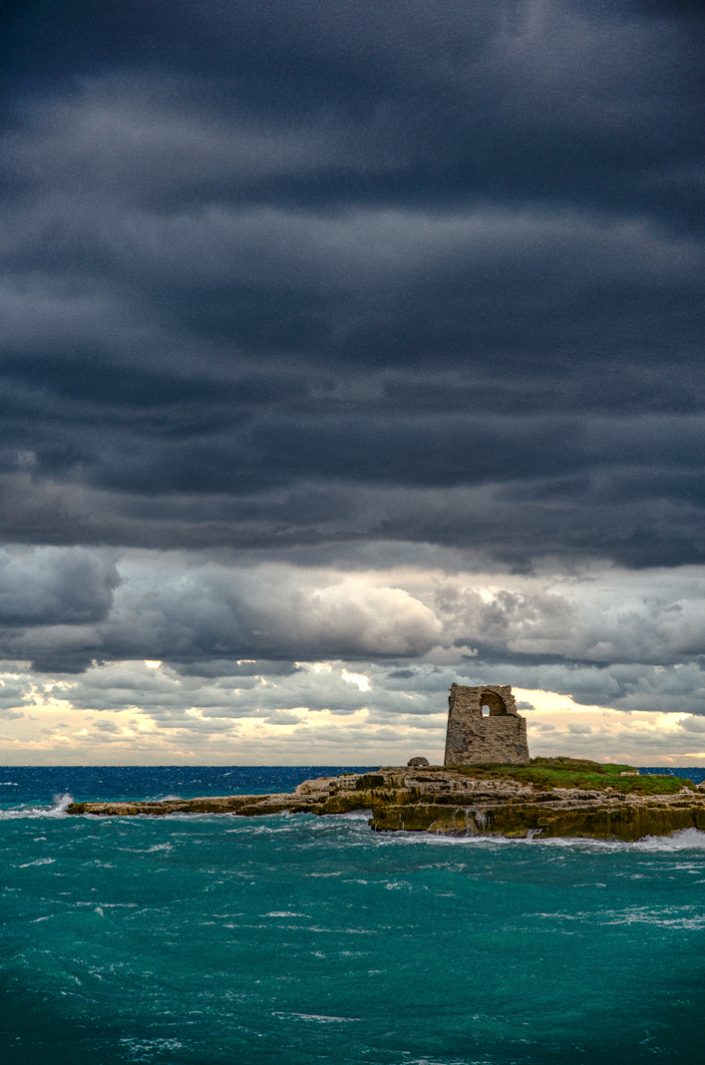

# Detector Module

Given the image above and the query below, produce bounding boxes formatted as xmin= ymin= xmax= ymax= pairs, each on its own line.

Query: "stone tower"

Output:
xmin=444 ymin=684 xmax=530 ymax=766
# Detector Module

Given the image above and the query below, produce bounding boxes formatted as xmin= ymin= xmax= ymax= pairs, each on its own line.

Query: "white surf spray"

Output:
xmin=0 ymin=793 xmax=73 ymax=820
xmin=378 ymin=825 xmax=705 ymax=853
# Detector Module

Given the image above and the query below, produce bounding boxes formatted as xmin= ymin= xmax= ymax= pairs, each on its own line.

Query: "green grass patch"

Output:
xmin=454 ymin=757 xmax=694 ymax=794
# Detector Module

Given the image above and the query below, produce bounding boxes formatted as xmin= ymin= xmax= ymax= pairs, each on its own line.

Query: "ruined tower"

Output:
xmin=444 ymin=684 xmax=530 ymax=766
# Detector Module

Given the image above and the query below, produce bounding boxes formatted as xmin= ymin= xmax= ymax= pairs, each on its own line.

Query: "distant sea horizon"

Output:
xmin=0 ymin=761 xmax=703 ymax=802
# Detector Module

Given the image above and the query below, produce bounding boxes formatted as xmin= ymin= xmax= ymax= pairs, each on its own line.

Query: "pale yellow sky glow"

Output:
xmin=1 ymin=663 xmax=703 ymax=767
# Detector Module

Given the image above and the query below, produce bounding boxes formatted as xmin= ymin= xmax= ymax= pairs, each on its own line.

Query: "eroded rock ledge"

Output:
xmin=66 ymin=759 xmax=705 ymax=841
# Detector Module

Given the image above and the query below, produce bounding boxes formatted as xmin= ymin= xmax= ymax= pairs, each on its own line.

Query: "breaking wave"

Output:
xmin=386 ymin=825 xmax=705 ymax=852
xmin=0 ymin=793 xmax=73 ymax=819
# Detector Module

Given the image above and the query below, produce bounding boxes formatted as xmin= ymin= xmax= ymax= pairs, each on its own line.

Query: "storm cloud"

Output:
xmin=1 ymin=2 xmax=704 ymax=758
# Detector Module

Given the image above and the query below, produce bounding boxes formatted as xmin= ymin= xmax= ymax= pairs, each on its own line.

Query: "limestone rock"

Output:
xmin=66 ymin=759 xmax=704 ymax=842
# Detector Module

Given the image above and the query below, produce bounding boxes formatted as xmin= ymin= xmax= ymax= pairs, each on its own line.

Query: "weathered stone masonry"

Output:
xmin=444 ymin=683 xmax=530 ymax=766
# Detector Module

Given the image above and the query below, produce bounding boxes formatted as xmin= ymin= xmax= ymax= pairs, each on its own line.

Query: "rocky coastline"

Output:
xmin=66 ymin=759 xmax=705 ymax=842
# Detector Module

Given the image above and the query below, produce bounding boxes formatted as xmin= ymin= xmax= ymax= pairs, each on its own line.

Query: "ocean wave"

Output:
xmin=630 ymin=827 xmax=705 ymax=851
xmin=534 ymin=902 xmax=705 ymax=929
xmin=273 ymin=1012 xmax=360 ymax=1024
xmin=0 ymin=793 xmax=73 ymax=820
xmin=381 ymin=826 xmax=705 ymax=853
xmin=118 ymin=841 xmax=174 ymax=854
xmin=263 ymin=911 xmax=311 ymax=918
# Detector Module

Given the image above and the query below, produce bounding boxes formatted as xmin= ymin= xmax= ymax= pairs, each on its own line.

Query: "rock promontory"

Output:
xmin=67 ymin=758 xmax=705 ymax=842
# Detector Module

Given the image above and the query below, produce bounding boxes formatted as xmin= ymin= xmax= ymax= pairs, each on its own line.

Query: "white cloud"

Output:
xmin=0 ymin=547 xmax=705 ymax=762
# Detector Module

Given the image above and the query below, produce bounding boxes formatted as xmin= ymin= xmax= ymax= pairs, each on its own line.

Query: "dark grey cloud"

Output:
xmin=0 ymin=547 xmax=118 ymax=625
xmin=0 ymin=6 xmax=702 ymax=526
xmin=0 ymin=1 xmax=705 ymax=710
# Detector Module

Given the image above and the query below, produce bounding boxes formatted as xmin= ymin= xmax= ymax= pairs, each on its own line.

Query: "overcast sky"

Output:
xmin=1 ymin=1 xmax=704 ymax=764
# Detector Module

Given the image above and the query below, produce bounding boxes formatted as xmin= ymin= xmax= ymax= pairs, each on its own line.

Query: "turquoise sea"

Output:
xmin=1 ymin=766 xmax=704 ymax=1065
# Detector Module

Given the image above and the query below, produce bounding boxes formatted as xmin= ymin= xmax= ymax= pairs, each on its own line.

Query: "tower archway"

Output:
xmin=479 ymin=691 xmax=507 ymax=716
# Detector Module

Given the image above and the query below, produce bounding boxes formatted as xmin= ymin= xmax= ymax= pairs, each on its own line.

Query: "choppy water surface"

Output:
xmin=1 ymin=766 xmax=704 ymax=1064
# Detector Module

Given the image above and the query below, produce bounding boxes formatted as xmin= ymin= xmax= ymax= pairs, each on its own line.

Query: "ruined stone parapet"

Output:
xmin=444 ymin=683 xmax=529 ymax=766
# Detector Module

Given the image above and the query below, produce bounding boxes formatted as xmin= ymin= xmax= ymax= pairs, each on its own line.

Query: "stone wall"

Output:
xmin=444 ymin=683 xmax=530 ymax=766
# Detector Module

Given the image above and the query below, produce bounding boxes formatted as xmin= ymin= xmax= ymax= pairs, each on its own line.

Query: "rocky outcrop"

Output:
xmin=66 ymin=761 xmax=705 ymax=842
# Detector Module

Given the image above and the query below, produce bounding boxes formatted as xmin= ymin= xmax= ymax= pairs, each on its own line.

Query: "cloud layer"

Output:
xmin=1 ymin=3 xmax=704 ymax=759
xmin=1 ymin=1 xmax=704 ymax=566
xmin=2 ymin=547 xmax=705 ymax=717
